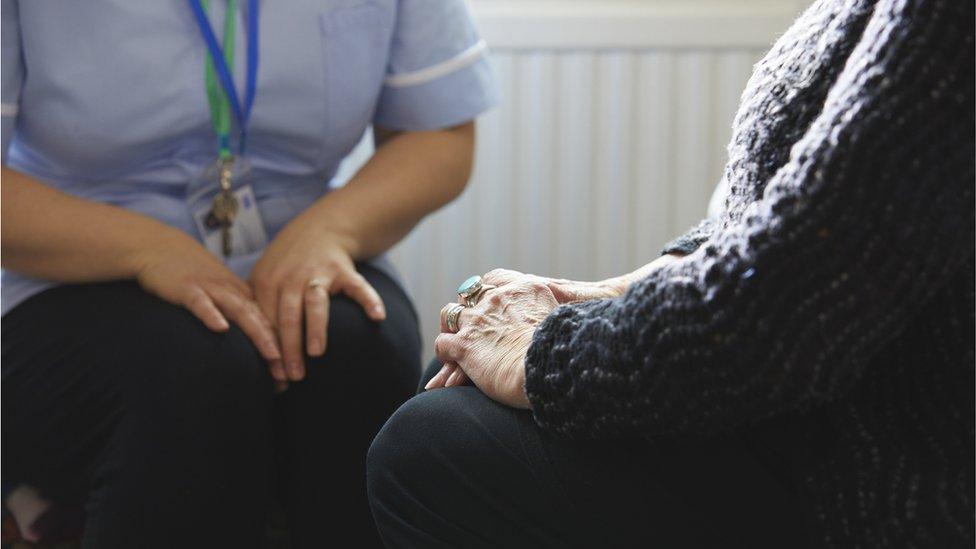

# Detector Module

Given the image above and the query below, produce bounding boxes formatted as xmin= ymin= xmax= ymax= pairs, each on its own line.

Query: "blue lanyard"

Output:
xmin=188 ymin=0 xmax=259 ymax=154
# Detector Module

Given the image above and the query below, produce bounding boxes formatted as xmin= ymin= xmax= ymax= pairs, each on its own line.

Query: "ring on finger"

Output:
xmin=307 ymin=277 xmax=329 ymax=292
xmin=457 ymin=275 xmax=497 ymax=306
xmin=445 ymin=303 xmax=466 ymax=333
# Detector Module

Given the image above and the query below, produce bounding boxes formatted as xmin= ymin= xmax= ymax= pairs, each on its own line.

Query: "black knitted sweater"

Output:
xmin=524 ymin=0 xmax=975 ymax=546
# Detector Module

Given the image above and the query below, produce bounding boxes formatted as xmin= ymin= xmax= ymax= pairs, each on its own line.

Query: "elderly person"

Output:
xmin=366 ymin=0 xmax=974 ymax=547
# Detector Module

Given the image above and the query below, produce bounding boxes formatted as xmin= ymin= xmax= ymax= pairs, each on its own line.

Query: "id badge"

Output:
xmin=191 ymin=184 xmax=269 ymax=258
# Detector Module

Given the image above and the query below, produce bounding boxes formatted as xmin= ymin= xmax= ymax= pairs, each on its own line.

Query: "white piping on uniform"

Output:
xmin=383 ymin=40 xmax=487 ymax=88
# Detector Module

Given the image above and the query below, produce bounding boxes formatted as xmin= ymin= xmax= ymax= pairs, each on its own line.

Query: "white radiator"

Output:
xmin=350 ymin=1 xmax=807 ymax=360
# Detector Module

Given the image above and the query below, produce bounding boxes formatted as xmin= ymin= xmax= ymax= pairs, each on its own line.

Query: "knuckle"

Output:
xmin=483 ymin=268 xmax=510 ymax=283
xmin=434 ymin=334 xmax=455 ymax=354
xmin=527 ymin=280 xmax=550 ymax=294
xmin=253 ymin=276 xmax=275 ymax=294
xmin=304 ymin=288 xmax=326 ymax=303
xmin=320 ymin=257 xmax=344 ymax=273
xmin=283 ymin=273 xmax=308 ymax=289
xmin=348 ymin=273 xmax=370 ymax=290
xmin=185 ymin=292 xmax=210 ymax=309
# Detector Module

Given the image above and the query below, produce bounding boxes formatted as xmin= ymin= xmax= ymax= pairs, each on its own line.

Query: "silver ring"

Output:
xmin=445 ymin=303 xmax=466 ymax=333
xmin=457 ymin=275 xmax=496 ymax=306
xmin=466 ymin=284 xmax=496 ymax=306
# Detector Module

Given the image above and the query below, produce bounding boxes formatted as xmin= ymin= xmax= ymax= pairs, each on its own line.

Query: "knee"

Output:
xmin=120 ymin=304 xmax=273 ymax=425
xmin=326 ymin=295 xmax=418 ymax=365
xmin=367 ymin=392 xmax=441 ymax=496
xmin=366 ymin=389 xmax=476 ymax=500
xmin=305 ymin=294 xmax=420 ymax=393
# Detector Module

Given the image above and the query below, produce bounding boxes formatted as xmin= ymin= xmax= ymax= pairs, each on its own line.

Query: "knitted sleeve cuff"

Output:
xmin=524 ymin=298 xmax=618 ymax=436
xmin=661 ymin=218 xmax=717 ymax=256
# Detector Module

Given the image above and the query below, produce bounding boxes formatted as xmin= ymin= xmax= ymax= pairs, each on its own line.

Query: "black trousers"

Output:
xmin=367 ymin=361 xmax=811 ymax=548
xmin=1 ymin=264 xmax=420 ymax=548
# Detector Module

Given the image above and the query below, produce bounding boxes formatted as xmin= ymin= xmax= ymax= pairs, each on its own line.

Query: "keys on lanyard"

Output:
xmin=189 ymin=0 xmax=259 ymax=257
xmin=211 ymin=157 xmax=240 ymax=257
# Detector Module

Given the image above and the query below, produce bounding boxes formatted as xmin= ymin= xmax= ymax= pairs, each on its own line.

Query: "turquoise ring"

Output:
xmin=457 ymin=275 xmax=496 ymax=306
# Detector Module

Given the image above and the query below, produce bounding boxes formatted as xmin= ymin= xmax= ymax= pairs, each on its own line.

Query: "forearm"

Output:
xmin=1 ymin=167 xmax=187 ymax=282
xmin=598 ymin=253 xmax=684 ymax=296
xmin=303 ymin=122 xmax=475 ymax=260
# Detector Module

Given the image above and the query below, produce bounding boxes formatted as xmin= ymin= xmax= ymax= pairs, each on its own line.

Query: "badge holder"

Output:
xmin=188 ymin=158 xmax=268 ymax=259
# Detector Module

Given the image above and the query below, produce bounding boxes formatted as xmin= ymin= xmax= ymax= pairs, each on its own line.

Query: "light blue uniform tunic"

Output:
xmin=0 ymin=0 xmax=498 ymax=315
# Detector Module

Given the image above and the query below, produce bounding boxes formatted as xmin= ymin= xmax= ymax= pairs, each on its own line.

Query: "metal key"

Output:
xmin=211 ymin=158 xmax=239 ymax=257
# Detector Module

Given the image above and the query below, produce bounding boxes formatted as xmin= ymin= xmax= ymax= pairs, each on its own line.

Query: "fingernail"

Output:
xmin=265 ymin=342 xmax=281 ymax=360
xmin=270 ymin=361 xmax=285 ymax=381
xmin=216 ymin=318 xmax=230 ymax=331
xmin=424 ymin=378 xmax=437 ymax=390
xmin=371 ymin=305 xmax=385 ymax=320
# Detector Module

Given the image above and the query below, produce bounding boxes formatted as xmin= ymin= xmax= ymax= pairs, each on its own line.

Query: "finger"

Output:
xmin=439 ymin=302 xmax=478 ymax=332
xmin=278 ymin=284 xmax=306 ymax=381
xmin=439 ymin=302 xmax=460 ymax=333
xmin=481 ymin=268 xmax=520 ymax=287
xmin=434 ymin=333 xmax=465 ymax=364
xmin=274 ymin=380 xmax=290 ymax=394
xmin=340 ymin=271 xmax=386 ymax=321
xmin=439 ymin=303 xmax=478 ymax=333
xmin=226 ymin=276 xmax=253 ymax=299
xmin=268 ymin=359 xmax=288 ymax=382
xmin=304 ymin=282 xmax=330 ymax=357
xmin=182 ymin=287 xmax=229 ymax=332
xmin=253 ymin=277 xmax=279 ymax=329
xmin=209 ymin=286 xmax=282 ymax=362
xmin=424 ymin=363 xmax=455 ymax=390
xmin=445 ymin=368 xmax=469 ymax=388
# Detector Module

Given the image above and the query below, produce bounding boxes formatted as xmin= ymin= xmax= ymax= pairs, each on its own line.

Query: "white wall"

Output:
xmin=350 ymin=0 xmax=809 ymax=361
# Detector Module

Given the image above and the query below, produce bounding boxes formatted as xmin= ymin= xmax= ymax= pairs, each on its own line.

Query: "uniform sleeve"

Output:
xmin=372 ymin=0 xmax=498 ymax=131
xmin=2 ymin=0 xmax=24 ymax=164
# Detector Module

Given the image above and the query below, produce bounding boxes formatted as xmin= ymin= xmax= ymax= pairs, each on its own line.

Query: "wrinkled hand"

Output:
xmin=250 ymin=218 xmax=385 ymax=383
xmin=427 ymin=268 xmax=619 ymax=392
xmin=480 ymin=268 xmax=622 ymax=304
xmin=135 ymin=230 xmax=282 ymax=364
xmin=428 ymin=280 xmax=559 ymax=408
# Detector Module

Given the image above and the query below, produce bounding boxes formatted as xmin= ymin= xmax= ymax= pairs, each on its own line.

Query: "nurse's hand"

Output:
xmin=135 ymin=231 xmax=283 ymax=365
xmin=251 ymin=225 xmax=386 ymax=383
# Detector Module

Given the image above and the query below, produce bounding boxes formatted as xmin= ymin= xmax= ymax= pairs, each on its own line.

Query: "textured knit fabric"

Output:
xmin=524 ymin=0 xmax=975 ymax=547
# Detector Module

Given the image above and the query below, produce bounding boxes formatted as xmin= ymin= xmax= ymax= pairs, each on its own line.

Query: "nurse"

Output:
xmin=0 ymin=0 xmax=496 ymax=546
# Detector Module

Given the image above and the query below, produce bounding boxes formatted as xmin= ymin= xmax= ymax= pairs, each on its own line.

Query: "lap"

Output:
xmin=1 ymin=280 xmax=274 ymax=501
xmin=2 ymin=264 xmax=420 ymax=496
xmin=2 ymin=264 xmax=418 ymax=398
xmin=369 ymin=371 xmax=807 ymax=548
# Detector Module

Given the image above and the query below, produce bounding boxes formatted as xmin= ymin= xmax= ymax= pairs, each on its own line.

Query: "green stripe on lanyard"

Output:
xmin=202 ymin=0 xmax=237 ymax=159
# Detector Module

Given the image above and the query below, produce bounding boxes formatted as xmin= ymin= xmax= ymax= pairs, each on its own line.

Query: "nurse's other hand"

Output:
xmin=429 ymin=280 xmax=559 ymax=408
xmin=134 ymin=230 xmax=283 ymax=366
xmin=251 ymin=227 xmax=385 ymax=383
xmin=480 ymin=268 xmax=623 ymax=304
